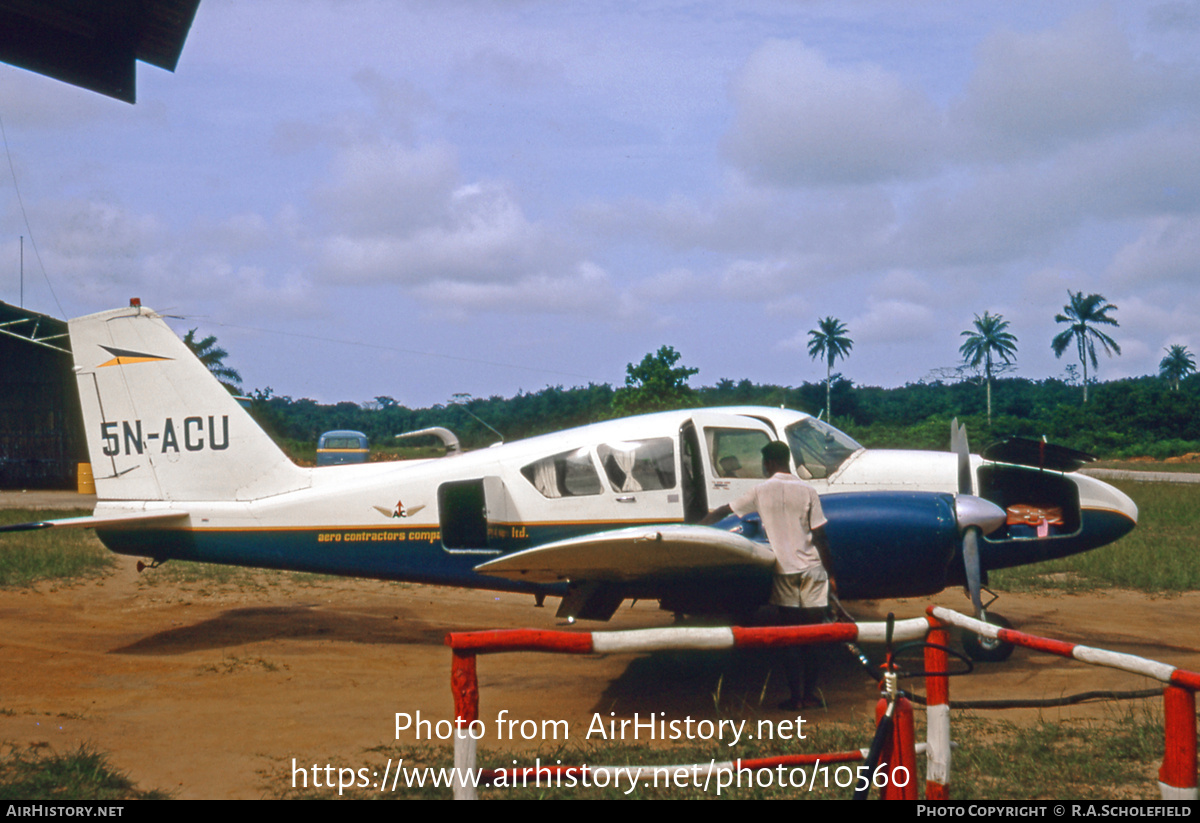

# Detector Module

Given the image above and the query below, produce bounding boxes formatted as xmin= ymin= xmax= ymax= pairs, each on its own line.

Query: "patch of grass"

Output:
xmin=140 ymin=560 xmax=269 ymax=593
xmin=0 ymin=509 xmax=113 ymax=588
xmin=951 ymin=706 xmax=1163 ymax=800
xmin=199 ymin=655 xmax=287 ymax=675
xmin=2 ymin=509 xmax=333 ymax=593
xmin=273 ymin=708 xmax=1165 ymax=799
xmin=993 ymin=481 xmax=1200 ymax=593
xmin=0 ymin=743 xmax=170 ymax=800
xmin=138 ymin=560 xmax=336 ymax=594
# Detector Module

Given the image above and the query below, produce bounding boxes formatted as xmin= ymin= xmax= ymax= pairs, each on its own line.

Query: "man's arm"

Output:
xmin=702 ymin=484 xmax=760 ymax=526
xmin=699 ymin=503 xmax=733 ymax=526
xmin=813 ymin=525 xmax=837 ymax=594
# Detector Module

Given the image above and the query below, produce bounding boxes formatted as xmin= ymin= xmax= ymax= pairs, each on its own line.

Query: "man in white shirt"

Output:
xmin=702 ymin=440 xmax=835 ymax=709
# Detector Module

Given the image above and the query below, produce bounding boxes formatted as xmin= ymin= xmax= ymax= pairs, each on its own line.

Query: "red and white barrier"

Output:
xmin=445 ymin=617 xmax=929 ymax=800
xmin=929 ymin=606 xmax=1200 ymax=801
xmin=444 ymin=610 xmax=1199 ymax=800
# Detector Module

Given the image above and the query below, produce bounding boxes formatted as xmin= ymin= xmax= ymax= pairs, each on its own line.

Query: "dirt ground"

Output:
xmin=1 ymin=547 xmax=1198 ymax=800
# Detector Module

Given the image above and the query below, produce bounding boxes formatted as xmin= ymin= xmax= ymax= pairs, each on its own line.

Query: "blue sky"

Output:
xmin=2 ymin=1 xmax=1199 ymax=408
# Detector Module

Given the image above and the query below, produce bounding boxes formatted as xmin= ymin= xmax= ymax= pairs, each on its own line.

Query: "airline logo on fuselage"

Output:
xmin=100 ymin=417 xmax=230 ymax=456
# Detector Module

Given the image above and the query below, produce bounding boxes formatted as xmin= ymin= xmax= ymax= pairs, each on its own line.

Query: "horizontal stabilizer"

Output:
xmin=474 ymin=525 xmax=774 ymax=583
xmin=0 ymin=510 xmax=189 ymax=533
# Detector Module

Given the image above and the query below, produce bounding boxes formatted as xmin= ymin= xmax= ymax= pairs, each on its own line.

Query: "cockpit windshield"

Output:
xmin=784 ymin=418 xmax=863 ymax=479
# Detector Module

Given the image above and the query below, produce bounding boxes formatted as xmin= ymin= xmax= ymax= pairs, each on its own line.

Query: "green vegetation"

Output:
xmin=183 ymin=327 xmax=243 ymax=394
xmin=808 ymin=316 xmax=853 ymax=423
xmin=245 ymin=359 xmax=1200 ymax=461
xmin=951 ymin=707 xmax=1162 ymax=800
xmin=138 ymin=559 xmax=271 ymax=593
xmin=137 ymin=559 xmax=332 ymax=592
xmin=1159 ymin=344 xmax=1196 ymax=391
xmin=611 ymin=345 xmax=700 ymax=416
xmin=840 ymin=375 xmax=1200 ymax=459
xmin=275 ymin=709 xmax=1163 ymax=799
xmin=1051 ymin=291 xmax=1121 ymax=404
xmin=0 ymin=744 xmax=169 ymax=800
xmin=200 ymin=655 xmax=285 ymax=675
xmin=993 ymin=480 xmax=1200 ymax=593
xmin=959 ymin=311 xmax=1017 ymax=426
xmin=0 ymin=509 xmax=334 ymax=591
xmin=0 ymin=510 xmax=111 ymax=587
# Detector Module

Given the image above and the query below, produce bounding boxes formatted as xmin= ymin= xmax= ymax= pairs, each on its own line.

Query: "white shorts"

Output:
xmin=769 ymin=569 xmax=829 ymax=609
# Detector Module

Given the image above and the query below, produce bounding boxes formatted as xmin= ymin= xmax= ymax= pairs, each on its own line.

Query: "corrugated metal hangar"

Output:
xmin=0 ymin=302 xmax=85 ymax=489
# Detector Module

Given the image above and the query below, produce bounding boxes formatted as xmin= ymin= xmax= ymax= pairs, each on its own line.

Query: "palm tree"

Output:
xmin=959 ymin=311 xmax=1018 ymax=425
xmin=1050 ymin=291 xmax=1120 ymax=403
xmin=183 ymin=328 xmax=243 ymax=393
xmin=807 ymin=316 xmax=852 ymax=422
xmin=1159 ymin=344 xmax=1196 ymax=391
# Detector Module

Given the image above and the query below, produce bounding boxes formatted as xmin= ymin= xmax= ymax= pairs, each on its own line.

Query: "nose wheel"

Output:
xmin=961 ymin=609 xmax=1014 ymax=662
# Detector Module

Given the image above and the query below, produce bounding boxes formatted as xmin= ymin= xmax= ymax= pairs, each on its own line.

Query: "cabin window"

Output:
xmin=704 ymin=427 xmax=770 ymax=478
xmin=520 ymin=448 xmax=603 ymax=498
xmin=784 ymin=418 xmax=862 ymax=479
xmin=597 ymin=438 xmax=676 ymax=492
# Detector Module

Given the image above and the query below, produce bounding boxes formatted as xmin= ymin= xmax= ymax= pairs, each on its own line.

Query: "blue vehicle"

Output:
xmin=316 ymin=430 xmax=369 ymax=466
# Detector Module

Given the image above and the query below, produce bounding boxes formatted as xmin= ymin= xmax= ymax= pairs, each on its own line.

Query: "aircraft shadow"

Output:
xmin=588 ymin=643 xmax=881 ymax=720
xmin=111 ymin=603 xmax=446 ymax=655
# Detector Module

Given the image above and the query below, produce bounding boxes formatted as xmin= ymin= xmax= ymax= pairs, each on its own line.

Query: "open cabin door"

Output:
xmin=686 ymin=412 xmax=777 ymax=511
xmin=438 ymin=476 xmax=511 ymax=554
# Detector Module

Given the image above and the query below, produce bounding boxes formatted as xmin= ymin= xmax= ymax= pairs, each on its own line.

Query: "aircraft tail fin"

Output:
xmin=69 ymin=305 xmax=310 ymax=502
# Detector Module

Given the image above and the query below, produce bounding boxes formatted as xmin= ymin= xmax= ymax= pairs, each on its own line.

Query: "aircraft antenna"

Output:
xmin=451 ymin=393 xmax=504 ymax=444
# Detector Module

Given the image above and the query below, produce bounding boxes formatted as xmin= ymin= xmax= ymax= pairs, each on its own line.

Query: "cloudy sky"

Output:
xmin=2 ymin=1 xmax=1199 ymax=409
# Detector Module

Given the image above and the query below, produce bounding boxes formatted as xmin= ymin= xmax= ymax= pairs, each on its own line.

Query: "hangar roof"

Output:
xmin=0 ymin=301 xmax=70 ymax=354
xmin=0 ymin=0 xmax=201 ymax=103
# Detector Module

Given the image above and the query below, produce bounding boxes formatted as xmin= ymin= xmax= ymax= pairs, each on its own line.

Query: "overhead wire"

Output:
xmin=0 ymin=107 xmax=65 ymax=318
xmin=187 ymin=316 xmax=606 ymax=385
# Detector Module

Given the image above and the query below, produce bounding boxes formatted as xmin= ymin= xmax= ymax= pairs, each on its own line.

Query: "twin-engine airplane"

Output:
xmin=5 ymin=304 xmax=1138 ymax=660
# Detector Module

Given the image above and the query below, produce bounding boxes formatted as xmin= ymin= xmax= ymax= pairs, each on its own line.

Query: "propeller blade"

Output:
xmin=959 ymin=524 xmax=1016 ymax=662
xmin=950 ymin=417 xmax=972 ymax=495
xmin=954 ymin=494 xmax=1004 ymax=617
xmin=962 ymin=527 xmax=984 ymax=617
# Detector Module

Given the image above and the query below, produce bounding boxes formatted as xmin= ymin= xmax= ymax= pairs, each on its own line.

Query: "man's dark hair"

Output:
xmin=761 ymin=440 xmax=791 ymax=466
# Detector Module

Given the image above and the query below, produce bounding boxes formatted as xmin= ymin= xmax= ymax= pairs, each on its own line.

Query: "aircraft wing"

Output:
xmin=0 ymin=510 xmax=189 ymax=533
xmin=473 ymin=525 xmax=775 ymax=584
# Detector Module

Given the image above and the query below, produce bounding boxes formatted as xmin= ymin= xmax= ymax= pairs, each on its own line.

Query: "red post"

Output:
xmin=451 ymin=651 xmax=480 ymax=800
xmin=451 ymin=650 xmax=479 ymax=727
xmin=876 ymin=696 xmax=917 ymax=800
xmin=1159 ymin=685 xmax=1198 ymax=800
xmin=924 ymin=618 xmax=951 ymax=799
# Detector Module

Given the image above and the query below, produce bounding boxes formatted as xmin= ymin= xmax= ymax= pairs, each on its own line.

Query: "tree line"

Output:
xmin=186 ymin=286 xmax=1199 ymax=460
xmin=241 ymin=368 xmax=1199 ymax=462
